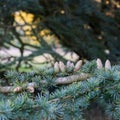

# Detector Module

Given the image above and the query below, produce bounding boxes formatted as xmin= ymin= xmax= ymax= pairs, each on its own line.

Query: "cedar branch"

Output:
xmin=0 ymin=73 xmax=91 ymax=93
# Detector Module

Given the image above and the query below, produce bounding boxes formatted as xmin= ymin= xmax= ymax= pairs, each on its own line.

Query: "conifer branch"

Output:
xmin=0 ymin=73 xmax=91 ymax=93
xmin=0 ymin=59 xmax=111 ymax=93
xmin=0 ymin=59 xmax=120 ymax=120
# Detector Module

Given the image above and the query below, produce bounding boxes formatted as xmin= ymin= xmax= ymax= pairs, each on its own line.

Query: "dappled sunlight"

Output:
xmin=14 ymin=11 xmax=34 ymax=24
xmin=14 ymin=11 xmax=59 ymax=45
xmin=13 ymin=10 xmax=79 ymax=65
xmin=14 ymin=11 xmax=39 ymax=45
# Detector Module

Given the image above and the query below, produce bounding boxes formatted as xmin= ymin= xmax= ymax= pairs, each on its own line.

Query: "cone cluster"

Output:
xmin=5 ymin=59 xmax=112 ymax=94
xmin=54 ymin=58 xmax=111 ymax=74
xmin=96 ymin=58 xmax=111 ymax=70
xmin=54 ymin=60 xmax=83 ymax=73
xmin=13 ymin=82 xmax=36 ymax=93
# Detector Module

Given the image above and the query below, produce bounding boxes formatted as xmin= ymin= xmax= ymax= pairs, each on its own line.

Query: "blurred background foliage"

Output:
xmin=0 ymin=0 xmax=120 ymax=71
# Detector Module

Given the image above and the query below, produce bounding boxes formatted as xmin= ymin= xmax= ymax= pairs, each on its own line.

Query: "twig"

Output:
xmin=0 ymin=73 xmax=91 ymax=93
xmin=55 ymin=73 xmax=91 ymax=85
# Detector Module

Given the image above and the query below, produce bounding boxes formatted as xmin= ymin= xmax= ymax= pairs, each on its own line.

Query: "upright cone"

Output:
xmin=27 ymin=86 xmax=34 ymax=93
xmin=66 ymin=61 xmax=71 ymax=68
xmin=105 ymin=59 xmax=111 ymax=70
xmin=59 ymin=61 xmax=66 ymax=73
xmin=66 ymin=61 xmax=74 ymax=71
xmin=74 ymin=60 xmax=82 ymax=71
xmin=54 ymin=62 xmax=59 ymax=73
xmin=13 ymin=86 xmax=22 ymax=93
xmin=96 ymin=58 xmax=103 ymax=69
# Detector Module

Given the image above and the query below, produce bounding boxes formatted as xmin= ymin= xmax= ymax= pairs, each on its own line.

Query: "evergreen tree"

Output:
xmin=0 ymin=59 xmax=120 ymax=120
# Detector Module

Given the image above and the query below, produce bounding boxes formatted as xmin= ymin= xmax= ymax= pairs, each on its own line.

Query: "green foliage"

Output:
xmin=0 ymin=61 xmax=120 ymax=120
